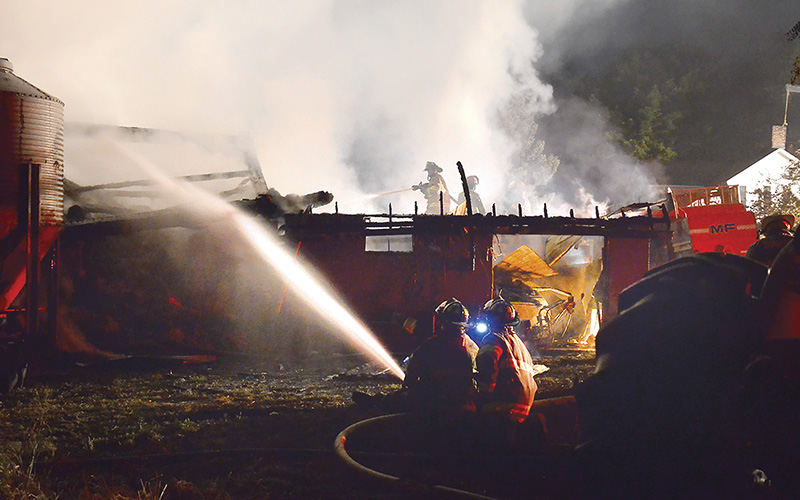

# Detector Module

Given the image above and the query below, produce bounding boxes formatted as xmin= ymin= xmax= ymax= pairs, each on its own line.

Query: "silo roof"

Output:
xmin=0 ymin=58 xmax=64 ymax=104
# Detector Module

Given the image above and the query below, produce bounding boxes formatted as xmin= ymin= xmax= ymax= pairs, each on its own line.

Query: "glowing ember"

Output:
xmin=589 ymin=307 xmax=600 ymax=338
xmin=577 ymin=306 xmax=601 ymax=344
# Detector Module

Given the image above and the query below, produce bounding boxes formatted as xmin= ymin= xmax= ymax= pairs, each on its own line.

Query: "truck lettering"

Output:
xmin=709 ymin=223 xmax=737 ymax=233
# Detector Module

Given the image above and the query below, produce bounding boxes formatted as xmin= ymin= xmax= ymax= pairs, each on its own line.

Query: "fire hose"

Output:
xmin=334 ymin=413 xmax=498 ymax=500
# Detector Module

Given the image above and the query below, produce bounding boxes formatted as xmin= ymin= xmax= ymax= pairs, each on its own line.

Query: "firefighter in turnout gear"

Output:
xmin=746 ymin=213 xmax=795 ymax=266
xmin=741 ymin=229 xmax=800 ymax=494
xmin=455 ymin=175 xmax=486 ymax=214
xmin=475 ymin=298 xmax=537 ymax=422
xmin=352 ymin=299 xmax=478 ymax=415
xmin=404 ymin=298 xmax=479 ymax=414
xmin=412 ymin=161 xmax=451 ymax=215
xmin=574 ymin=253 xmax=770 ymax=497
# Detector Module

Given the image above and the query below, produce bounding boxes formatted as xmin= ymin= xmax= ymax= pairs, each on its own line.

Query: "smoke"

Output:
xmin=528 ymin=0 xmax=800 ymax=186
xmin=1 ymin=1 xmax=564 ymax=214
xmin=3 ymin=1 xmax=697 ymax=360
xmin=6 ymin=1 xmax=716 ymax=217
xmin=537 ymin=97 xmax=661 ymax=212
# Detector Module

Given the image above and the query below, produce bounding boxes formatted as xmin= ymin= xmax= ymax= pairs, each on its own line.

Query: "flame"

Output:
xmin=588 ymin=306 xmax=600 ymax=338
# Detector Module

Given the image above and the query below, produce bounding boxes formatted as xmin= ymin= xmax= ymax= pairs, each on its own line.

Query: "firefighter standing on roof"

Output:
xmin=456 ymin=175 xmax=486 ymax=214
xmin=404 ymin=299 xmax=479 ymax=414
xmin=475 ymin=298 xmax=537 ymax=422
xmin=746 ymin=213 xmax=795 ymax=265
xmin=412 ymin=161 xmax=451 ymax=215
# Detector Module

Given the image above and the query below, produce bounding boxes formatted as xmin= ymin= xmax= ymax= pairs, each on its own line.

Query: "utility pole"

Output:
xmin=776 ymin=20 xmax=800 ymax=149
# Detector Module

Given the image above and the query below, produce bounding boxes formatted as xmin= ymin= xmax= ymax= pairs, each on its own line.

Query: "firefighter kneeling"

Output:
xmin=352 ymin=298 xmax=478 ymax=416
xmin=403 ymin=298 xmax=479 ymax=415
xmin=474 ymin=298 xmax=539 ymax=450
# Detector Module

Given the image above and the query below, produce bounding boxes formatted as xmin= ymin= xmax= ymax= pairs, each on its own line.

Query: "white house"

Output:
xmin=727 ymin=148 xmax=799 ymax=210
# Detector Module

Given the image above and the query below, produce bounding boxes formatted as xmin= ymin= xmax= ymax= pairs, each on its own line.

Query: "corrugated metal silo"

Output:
xmin=0 ymin=57 xmax=64 ymax=241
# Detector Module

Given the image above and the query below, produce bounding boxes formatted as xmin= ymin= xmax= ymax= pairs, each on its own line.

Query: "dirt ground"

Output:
xmin=0 ymin=349 xmax=595 ymax=499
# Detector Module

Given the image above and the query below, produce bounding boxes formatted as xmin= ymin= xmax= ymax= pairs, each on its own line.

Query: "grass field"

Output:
xmin=0 ymin=351 xmax=594 ymax=499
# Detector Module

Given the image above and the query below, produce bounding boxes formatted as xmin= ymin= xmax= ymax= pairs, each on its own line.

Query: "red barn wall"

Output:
xmin=293 ymin=227 xmax=493 ymax=349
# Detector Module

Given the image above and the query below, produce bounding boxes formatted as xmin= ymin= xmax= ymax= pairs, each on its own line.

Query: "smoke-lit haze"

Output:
xmin=3 ymin=0 xmax=588 ymax=213
xmin=9 ymin=1 xmax=796 ymax=216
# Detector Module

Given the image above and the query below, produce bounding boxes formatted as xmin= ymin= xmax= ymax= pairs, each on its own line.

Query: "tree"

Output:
xmin=618 ymin=85 xmax=679 ymax=162
xmin=549 ymin=39 xmax=794 ymax=185
xmin=791 ymin=54 xmax=800 ymax=85
xmin=748 ymin=158 xmax=800 ymax=224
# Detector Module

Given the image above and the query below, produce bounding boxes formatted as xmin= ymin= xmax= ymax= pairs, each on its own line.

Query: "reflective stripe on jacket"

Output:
xmin=476 ymin=330 xmax=537 ymax=422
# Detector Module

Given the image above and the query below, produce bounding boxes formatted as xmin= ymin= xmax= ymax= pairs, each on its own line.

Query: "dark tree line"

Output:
xmin=535 ymin=1 xmax=800 ymax=187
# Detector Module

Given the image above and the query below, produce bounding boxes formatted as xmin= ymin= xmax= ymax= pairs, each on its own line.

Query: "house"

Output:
xmin=727 ymin=148 xmax=800 ymax=209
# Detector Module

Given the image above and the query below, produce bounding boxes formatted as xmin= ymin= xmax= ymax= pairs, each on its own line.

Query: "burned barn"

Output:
xmin=0 ymin=56 xmax=675 ymax=381
xmin=280 ymin=209 xmax=671 ymax=352
xmin=50 ymin=201 xmax=671 ymax=363
xmin=6 ymin=55 xmax=798 ymax=499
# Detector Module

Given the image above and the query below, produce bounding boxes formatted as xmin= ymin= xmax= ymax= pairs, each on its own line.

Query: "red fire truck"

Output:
xmin=667 ymin=185 xmax=758 ymax=257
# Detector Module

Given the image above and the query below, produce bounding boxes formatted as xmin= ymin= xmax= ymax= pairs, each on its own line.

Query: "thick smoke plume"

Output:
xmin=2 ymin=1 xmax=571 ymax=214
xmin=13 ymin=1 xmax=783 ymax=214
xmin=3 ymin=1 xmax=686 ymax=359
xmin=538 ymin=97 xmax=661 ymax=211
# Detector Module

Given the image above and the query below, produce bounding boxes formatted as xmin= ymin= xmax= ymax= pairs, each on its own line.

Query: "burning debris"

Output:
xmin=237 ymin=188 xmax=334 ymax=218
xmin=492 ymin=235 xmax=603 ymax=348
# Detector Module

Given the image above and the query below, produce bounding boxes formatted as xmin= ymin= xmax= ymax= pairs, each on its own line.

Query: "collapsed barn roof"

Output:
xmin=63 ymin=123 xmax=268 ymax=222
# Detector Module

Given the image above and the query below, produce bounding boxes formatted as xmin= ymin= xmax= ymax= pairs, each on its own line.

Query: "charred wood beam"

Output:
xmin=62 ymin=208 xmax=209 ymax=238
xmin=456 ymin=161 xmax=472 ymax=216
xmin=283 ymin=213 xmax=670 ymax=238
xmin=69 ymin=170 xmax=253 ymax=193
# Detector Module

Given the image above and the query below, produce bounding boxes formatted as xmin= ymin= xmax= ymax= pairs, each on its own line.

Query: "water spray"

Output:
xmin=234 ymin=214 xmax=404 ymax=379
xmin=336 ymin=187 xmax=413 ymax=207
xmin=107 ymin=139 xmax=405 ymax=380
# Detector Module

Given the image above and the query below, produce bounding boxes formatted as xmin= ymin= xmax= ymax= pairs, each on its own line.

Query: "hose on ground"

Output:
xmin=334 ymin=413 xmax=498 ymax=500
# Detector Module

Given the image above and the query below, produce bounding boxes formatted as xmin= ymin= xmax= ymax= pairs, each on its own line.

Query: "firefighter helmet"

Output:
xmin=760 ymin=213 xmax=795 ymax=234
xmin=481 ymin=298 xmax=520 ymax=327
xmin=424 ymin=161 xmax=443 ymax=173
xmin=434 ymin=298 xmax=470 ymax=328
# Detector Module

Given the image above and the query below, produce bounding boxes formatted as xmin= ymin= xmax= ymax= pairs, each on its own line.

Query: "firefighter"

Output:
xmin=740 ymin=229 xmax=800 ymax=494
xmin=475 ymin=298 xmax=537 ymax=426
xmin=746 ymin=213 xmax=795 ymax=265
xmin=572 ymin=240 xmax=800 ymax=496
xmin=403 ymin=298 xmax=479 ymax=414
xmin=574 ymin=253 xmax=769 ymax=497
xmin=456 ymin=175 xmax=486 ymax=214
xmin=352 ymin=299 xmax=478 ymax=415
xmin=412 ymin=161 xmax=451 ymax=215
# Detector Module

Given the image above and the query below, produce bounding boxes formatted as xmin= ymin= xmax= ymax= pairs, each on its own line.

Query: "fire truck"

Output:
xmin=666 ymin=185 xmax=758 ymax=257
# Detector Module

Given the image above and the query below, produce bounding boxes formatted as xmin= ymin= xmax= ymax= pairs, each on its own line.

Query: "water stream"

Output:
xmin=110 ymin=141 xmax=405 ymax=380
